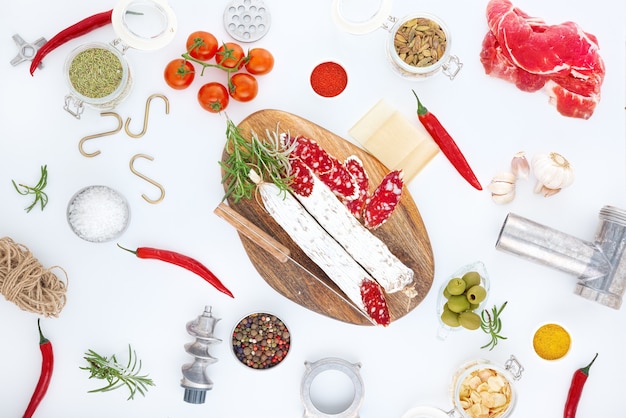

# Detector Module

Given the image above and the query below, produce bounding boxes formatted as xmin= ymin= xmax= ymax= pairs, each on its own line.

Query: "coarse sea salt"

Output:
xmin=67 ymin=185 xmax=130 ymax=243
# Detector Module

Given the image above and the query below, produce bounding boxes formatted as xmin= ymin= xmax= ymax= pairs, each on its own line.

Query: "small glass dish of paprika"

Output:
xmin=330 ymin=0 xmax=462 ymax=80
xmin=231 ymin=312 xmax=291 ymax=370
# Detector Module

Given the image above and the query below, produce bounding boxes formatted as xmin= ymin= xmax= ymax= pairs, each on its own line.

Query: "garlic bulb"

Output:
xmin=488 ymin=171 xmax=516 ymax=204
xmin=510 ymin=151 xmax=530 ymax=179
xmin=531 ymin=152 xmax=574 ymax=196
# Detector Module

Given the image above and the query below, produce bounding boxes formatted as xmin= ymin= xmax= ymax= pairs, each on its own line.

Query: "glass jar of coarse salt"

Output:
xmin=63 ymin=0 xmax=177 ymax=118
xmin=330 ymin=0 xmax=462 ymax=80
xmin=67 ymin=185 xmax=130 ymax=243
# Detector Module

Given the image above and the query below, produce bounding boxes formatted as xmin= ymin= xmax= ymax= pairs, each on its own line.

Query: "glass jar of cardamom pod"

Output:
xmin=386 ymin=13 xmax=462 ymax=80
xmin=64 ymin=43 xmax=132 ymax=118
xmin=331 ymin=0 xmax=462 ymax=80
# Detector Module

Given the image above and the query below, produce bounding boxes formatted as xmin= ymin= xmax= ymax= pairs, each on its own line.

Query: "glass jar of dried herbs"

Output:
xmin=63 ymin=42 xmax=132 ymax=118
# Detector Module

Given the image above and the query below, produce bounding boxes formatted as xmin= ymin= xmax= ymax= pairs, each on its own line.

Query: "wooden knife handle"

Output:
xmin=214 ymin=202 xmax=290 ymax=263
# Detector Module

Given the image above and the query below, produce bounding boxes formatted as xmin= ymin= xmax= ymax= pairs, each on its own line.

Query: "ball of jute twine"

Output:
xmin=0 ymin=237 xmax=68 ymax=317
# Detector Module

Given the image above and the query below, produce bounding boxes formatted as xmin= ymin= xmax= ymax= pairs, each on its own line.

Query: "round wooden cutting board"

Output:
xmin=221 ymin=109 xmax=434 ymax=325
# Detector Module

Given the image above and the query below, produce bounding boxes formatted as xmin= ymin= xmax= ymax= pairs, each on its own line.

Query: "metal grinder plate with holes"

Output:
xmin=223 ymin=0 xmax=271 ymax=42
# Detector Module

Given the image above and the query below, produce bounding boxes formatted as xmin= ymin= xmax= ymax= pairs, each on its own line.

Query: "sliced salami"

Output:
xmin=364 ymin=170 xmax=404 ymax=229
xmin=343 ymin=155 xmax=369 ymax=218
xmin=360 ymin=278 xmax=390 ymax=326
xmin=288 ymin=158 xmax=314 ymax=197
xmin=287 ymin=135 xmax=360 ymax=201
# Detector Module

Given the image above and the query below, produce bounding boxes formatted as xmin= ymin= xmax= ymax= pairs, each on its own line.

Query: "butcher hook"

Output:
xmin=78 ymin=112 xmax=123 ymax=157
xmin=129 ymin=153 xmax=166 ymax=204
xmin=124 ymin=93 xmax=170 ymax=138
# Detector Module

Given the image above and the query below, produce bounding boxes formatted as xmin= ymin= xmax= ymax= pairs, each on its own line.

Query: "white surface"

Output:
xmin=1 ymin=0 xmax=624 ymax=417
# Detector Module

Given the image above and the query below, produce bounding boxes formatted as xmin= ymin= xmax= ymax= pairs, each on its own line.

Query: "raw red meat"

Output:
xmin=480 ymin=0 xmax=605 ymax=119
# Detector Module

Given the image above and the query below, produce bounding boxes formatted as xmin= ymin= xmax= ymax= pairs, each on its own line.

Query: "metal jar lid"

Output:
xmin=223 ymin=0 xmax=271 ymax=42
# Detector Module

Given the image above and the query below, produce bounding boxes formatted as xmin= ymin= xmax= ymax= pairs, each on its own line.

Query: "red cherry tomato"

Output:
xmin=186 ymin=31 xmax=218 ymax=61
xmin=164 ymin=59 xmax=195 ymax=90
xmin=245 ymin=48 xmax=274 ymax=75
xmin=198 ymin=82 xmax=229 ymax=113
xmin=216 ymin=42 xmax=245 ymax=70
xmin=229 ymin=73 xmax=258 ymax=102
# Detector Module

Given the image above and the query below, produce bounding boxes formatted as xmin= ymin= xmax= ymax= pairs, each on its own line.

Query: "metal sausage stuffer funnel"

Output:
xmin=181 ymin=306 xmax=221 ymax=404
xmin=496 ymin=206 xmax=626 ymax=309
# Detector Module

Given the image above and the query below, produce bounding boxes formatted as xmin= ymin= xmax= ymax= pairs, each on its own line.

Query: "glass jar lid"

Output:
xmin=331 ymin=0 xmax=393 ymax=35
xmin=111 ymin=0 xmax=177 ymax=51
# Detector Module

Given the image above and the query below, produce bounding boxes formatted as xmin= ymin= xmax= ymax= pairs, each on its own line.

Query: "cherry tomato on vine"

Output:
xmin=229 ymin=73 xmax=258 ymax=102
xmin=198 ymin=82 xmax=229 ymax=113
xmin=164 ymin=59 xmax=195 ymax=90
xmin=216 ymin=42 xmax=245 ymax=70
xmin=245 ymin=48 xmax=274 ymax=75
xmin=186 ymin=31 xmax=218 ymax=61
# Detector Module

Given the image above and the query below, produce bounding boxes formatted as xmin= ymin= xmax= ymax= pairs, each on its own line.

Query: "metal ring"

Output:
xmin=301 ymin=357 xmax=364 ymax=418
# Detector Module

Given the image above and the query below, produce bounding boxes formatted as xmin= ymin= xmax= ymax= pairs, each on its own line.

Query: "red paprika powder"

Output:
xmin=310 ymin=61 xmax=348 ymax=97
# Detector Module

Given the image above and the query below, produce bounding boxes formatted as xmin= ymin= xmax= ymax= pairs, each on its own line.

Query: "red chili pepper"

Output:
xmin=118 ymin=244 xmax=234 ymax=298
xmin=412 ymin=90 xmax=482 ymax=190
xmin=23 ymin=319 xmax=54 ymax=418
xmin=564 ymin=353 xmax=598 ymax=418
xmin=30 ymin=9 xmax=113 ymax=76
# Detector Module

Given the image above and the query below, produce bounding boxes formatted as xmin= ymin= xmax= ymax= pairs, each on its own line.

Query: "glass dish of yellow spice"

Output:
xmin=532 ymin=323 xmax=571 ymax=360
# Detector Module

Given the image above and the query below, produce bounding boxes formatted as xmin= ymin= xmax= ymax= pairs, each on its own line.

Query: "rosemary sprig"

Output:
xmin=480 ymin=301 xmax=508 ymax=351
xmin=219 ymin=118 xmax=294 ymax=203
xmin=80 ymin=345 xmax=155 ymax=400
xmin=12 ymin=165 xmax=49 ymax=212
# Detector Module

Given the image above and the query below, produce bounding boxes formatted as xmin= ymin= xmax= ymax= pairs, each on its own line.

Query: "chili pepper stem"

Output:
xmin=37 ymin=318 xmax=49 ymax=345
xmin=412 ymin=90 xmax=429 ymax=116
xmin=117 ymin=243 xmax=138 ymax=255
xmin=580 ymin=353 xmax=598 ymax=375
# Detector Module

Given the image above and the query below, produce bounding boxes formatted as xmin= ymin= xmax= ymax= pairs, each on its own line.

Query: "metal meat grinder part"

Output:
xmin=223 ymin=0 xmax=271 ymax=42
xmin=496 ymin=205 xmax=626 ymax=309
xmin=181 ymin=306 xmax=221 ymax=404
xmin=301 ymin=357 xmax=364 ymax=418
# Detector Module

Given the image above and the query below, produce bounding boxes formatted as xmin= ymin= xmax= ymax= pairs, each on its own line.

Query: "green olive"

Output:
xmin=466 ymin=285 xmax=487 ymax=304
xmin=458 ymin=311 xmax=482 ymax=330
xmin=446 ymin=278 xmax=467 ymax=296
xmin=447 ymin=294 xmax=470 ymax=313
xmin=443 ymin=287 xmax=451 ymax=299
xmin=462 ymin=271 xmax=481 ymax=288
xmin=441 ymin=305 xmax=460 ymax=327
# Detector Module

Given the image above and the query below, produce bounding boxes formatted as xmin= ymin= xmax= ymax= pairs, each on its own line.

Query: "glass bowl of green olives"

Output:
xmin=436 ymin=261 xmax=490 ymax=340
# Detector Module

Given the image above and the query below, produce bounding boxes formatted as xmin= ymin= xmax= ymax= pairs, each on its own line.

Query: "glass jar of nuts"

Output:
xmin=402 ymin=356 xmax=524 ymax=418
xmin=386 ymin=13 xmax=462 ymax=80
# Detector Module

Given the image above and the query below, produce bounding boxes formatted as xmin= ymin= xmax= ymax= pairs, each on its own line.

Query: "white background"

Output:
xmin=1 ymin=0 xmax=624 ymax=417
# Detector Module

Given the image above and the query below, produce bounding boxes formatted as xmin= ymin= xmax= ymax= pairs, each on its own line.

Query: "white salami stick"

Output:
xmin=292 ymin=167 xmax=414 ymax=294
xmin=252 ymin=172 xmax=390 ymax=326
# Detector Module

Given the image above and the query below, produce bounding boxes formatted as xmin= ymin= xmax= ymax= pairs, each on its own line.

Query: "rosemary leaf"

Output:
xmin=220 ymin=118 xmax=293 ymax=203
xmin=12 ymin=165 xmax=49 ymax=213
xmin=480 ymin=301 xmax=508 ymax=351
xmin=80 ymin=345 xmax=155 ymax=400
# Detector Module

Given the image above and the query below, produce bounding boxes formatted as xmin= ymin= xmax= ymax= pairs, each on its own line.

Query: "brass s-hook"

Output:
xmin=129 ymin=153 xmax=166 ymax=204
xmin=124 ymin=94 xmax=170 ymax=138
xmin=78 ymin=112 xmax=123 ymax=157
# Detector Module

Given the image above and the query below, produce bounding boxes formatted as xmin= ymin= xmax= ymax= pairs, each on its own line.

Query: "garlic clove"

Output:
xmin=510 ymin=151 xmax=530 ymax=179
xmin=488 ymin=171 xmax=516 ymax=204
xmin=492 ymin=189 xmax=516 ymax=204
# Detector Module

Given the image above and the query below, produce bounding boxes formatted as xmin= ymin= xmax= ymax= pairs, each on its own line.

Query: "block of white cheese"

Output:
xmin=349 ymin=99 xmax=439 ymax=183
